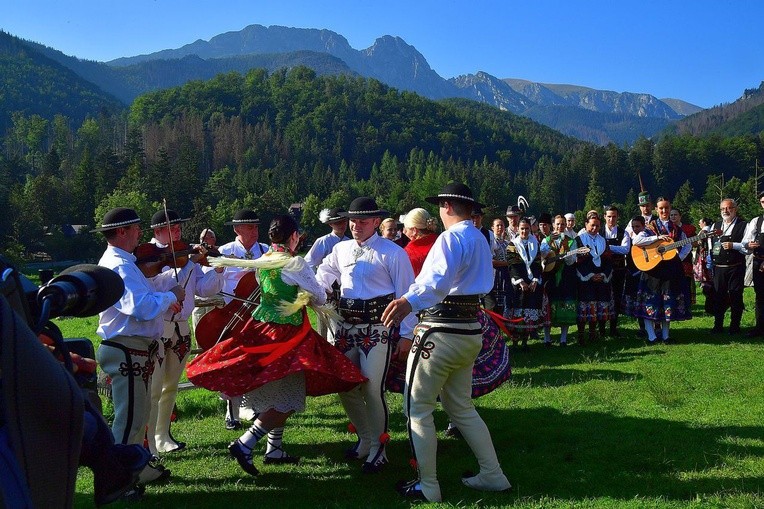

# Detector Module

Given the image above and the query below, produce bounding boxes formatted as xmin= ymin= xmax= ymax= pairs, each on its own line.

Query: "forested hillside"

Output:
xmin=0 ymin=31 xmax=124 ymax=133
xmin=669 ymin=82 xmax=764 ymax=137
xmin=2 ymin=67 xmax=763 ymax=262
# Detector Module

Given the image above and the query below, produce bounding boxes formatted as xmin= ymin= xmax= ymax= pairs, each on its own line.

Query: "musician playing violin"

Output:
xmin=145 ymin=209 xmax=225 ymax=455
xmin=93 ymin=207 xmax=184 ymax=484
xmin=631 ymin=197 xmax=693 ymax=344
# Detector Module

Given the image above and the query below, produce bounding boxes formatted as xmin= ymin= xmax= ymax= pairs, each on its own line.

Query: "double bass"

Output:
xmin=194 ymin=271 xmax=261 ymax=351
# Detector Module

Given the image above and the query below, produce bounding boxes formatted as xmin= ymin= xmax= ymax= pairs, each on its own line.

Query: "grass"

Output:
xmin=53 ymin=288 xmax=764 ymax=508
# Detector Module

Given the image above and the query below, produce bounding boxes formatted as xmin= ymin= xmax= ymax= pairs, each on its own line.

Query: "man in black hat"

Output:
xmin=316 ymin=196 xmax=416 ymax=474
xmin=505 ymin=205 xmax=521 ymax=240
xmin=217 ymin=209 xmax=269 ymax=430
xmin=145 ymin=209 xmax=225 ymax=455
xmin=382 ymin=183 xmax=511 ymax=502
xmin=471 ymin=205 xmax=491 ymax=245
xmin=93 ymin=207 xmax=185 ymax=483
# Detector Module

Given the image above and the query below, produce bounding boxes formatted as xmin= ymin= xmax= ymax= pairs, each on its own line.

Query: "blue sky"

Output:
xmin=2 ymin=0 xmax=761 ymax=108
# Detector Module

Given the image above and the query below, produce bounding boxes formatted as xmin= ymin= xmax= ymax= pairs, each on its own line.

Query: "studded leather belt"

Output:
xmin=338 ymin=293 xmax=394 ymax=324
xmin=422 ymin=295 xmax=480 ymax=322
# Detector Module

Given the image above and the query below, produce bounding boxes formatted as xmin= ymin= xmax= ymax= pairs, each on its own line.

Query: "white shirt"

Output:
xmin=304 ymin=231 xmax=349 ymax=271
xmin=403 ymin=220 xmax=493 ymax=312
xmin=603 ymin=225 xmax=631 ymax=256
xmin=97 ymin=245 xmax=179 ymax=340
xmin=218 ymin=238 xmax=269 ymax=303
xmin=149 ymin=238 xmax=225 ymax=321
xmin=316 ymin=232 xmax=416 ymax=338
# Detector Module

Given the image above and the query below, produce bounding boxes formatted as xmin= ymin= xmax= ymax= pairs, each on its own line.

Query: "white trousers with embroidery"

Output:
xmin=404 ymin=321 xmax=505 ymax=502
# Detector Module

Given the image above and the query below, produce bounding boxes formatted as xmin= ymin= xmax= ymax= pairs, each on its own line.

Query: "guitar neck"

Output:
xmin=663 ymin=232 xmax=706 ymax=251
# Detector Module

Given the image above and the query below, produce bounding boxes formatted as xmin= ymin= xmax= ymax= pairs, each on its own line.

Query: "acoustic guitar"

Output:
xmin=542 ymin=246 xmax=591 ymax=273
xmin=631 ymin=229 xmax=720 ymax=272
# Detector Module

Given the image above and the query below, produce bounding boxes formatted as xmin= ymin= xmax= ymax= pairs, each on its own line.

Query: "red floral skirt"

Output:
xmin=187 ymin=312 xmax=366 ymax=398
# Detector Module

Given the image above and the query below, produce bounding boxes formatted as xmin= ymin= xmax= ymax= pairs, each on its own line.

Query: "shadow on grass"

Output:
xmin=74 ymin=405 xmax=764 ymax=508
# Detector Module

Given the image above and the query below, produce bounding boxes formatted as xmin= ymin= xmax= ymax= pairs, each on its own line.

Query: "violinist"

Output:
xmin=191 ymin=228 xmax=225 ymax=331
xmin=93 ymin=207 xmax=184 ymax=485
xmin=145 ymin=209 xmax=224 ymax=455
xmin=217 ymin=209 xmax=269 ymax=430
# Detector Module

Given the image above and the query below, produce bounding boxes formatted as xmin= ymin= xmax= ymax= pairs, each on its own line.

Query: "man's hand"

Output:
xmin=382 ymin=297 xmax=412 ymax=329
xmin=393 ymin=337 xmax=413 ymax=362
xmin=170 ymin=285 xmax=186 ymax=303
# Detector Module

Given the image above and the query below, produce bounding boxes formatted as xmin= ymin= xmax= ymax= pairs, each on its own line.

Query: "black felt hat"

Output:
xmin=150 ymin=209 xmax=189 ymax=229
xmin=90 ymin=207 xmax=141 ymax=233
xmin=538 ymin=212 xmax=553 ymax=225
xmin=225 ymin=209 xmax=261 ymax=225
xmin=425 ymin=182 xmax=483 ymax=207
xmin=505 ymin=205 xmax=522 ymax=216
xmin=319 ymin=207 xmax=347 ymax=224
xmin=339 ymin=197 xmax=389 ymax=219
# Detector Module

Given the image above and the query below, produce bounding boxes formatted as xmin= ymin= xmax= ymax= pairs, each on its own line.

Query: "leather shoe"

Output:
xmin=396 ymin=479 xmax=427 ymax=501
xmin=225 ymin=418 xmax=242 ymax=431
xmin=361 ymin=455 xmax=387 ymax=474
xmin=228 ymin=440 xmax=259 ymax=476
xmin=344 ymin=439 xmax=370 ymax=460
xmin=444 ymin=426 xmax=462 ymax=439
xmin=263 ymin=453 xmax=300 ymax=465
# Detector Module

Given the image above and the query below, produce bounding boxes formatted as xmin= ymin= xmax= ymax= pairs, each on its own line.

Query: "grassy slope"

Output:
xmin=57 ymin=290 xmax=764 ymax=508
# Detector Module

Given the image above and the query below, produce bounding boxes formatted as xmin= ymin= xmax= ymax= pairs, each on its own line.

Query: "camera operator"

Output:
xmin=1 ymin=256 xmax=153 ymax=507
xmin=92 ymin=208 xmax=185 ymax=484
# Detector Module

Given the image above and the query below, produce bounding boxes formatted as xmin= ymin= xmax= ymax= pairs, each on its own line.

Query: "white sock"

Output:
xmin=662 ymin=321 xmax=670 ymax=340
xmin=544 ymin=326 xmax=551 ymax=343
xmin=240 ymin=420 xmax=268 ymax=450
xmin=560 ymin=326 xmax=568 ymax=343
xmin=645 ymin=320 xmax=657 ymax=342
xmin=265 ymin=427 xmax=287 ymax=458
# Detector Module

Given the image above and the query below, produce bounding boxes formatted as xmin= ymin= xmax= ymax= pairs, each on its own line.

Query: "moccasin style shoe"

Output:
xmin=461 ymin=470 xmax=512 ymax=492
xmin=137 ymin=460 xmax=171 ymax=485
xmin=225 ymin=418 xmax=242 ymax=431
xmin=396 ymin=479 xmax=427 ymax=501
xmin=263 ymin=450 xmax=300 ymax=465
xmin=228 ymin=440 xmax=259 ymax=476
xmin=361 ymin=454 xmax=388 ymax=474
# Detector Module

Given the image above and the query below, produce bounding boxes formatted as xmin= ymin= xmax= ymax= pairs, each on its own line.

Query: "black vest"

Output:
xmin=603 ymin=226 xmax=626 ymax=269
xmin=711 ymin=218 xmax=747 ymax=265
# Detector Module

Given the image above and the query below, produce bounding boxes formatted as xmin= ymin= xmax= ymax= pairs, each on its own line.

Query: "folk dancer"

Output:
xmin=743 ymin=192 xmax=764 ymax=336
xmin=215 ymin=209 xmax=269 ymax=430
xmin=632 ymin=197 xmax=692 ymax=344
xmin=542 ymin=215 xmax=579 ymax=346
xmin=710 ymin=198 xmax=748 ymax=334
xmin=573 ymin=211 xmax=613 ymax=345
xmin=505 ymin=217 xmax=549 ymax=350
xmin=602 ymin=206 xmax=630 ymax=337
xmin=187 ymin=215 xmax=365 ymax=475
xmin=93 ymin=207 xmax=184 ymax=483
xmin=382 ymin=182 xmax=511 ymax=502
xmin=316 ymin=197 xmax=417 ymax=473
xmin=146 ymin=209 xmax=224 ymax=455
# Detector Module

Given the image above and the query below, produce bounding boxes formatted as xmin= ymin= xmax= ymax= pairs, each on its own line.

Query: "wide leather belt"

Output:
xmin=422 ymin=295 xmax=480 ymax=322
xmin=338 ymin=293 xmax=394 ymax=324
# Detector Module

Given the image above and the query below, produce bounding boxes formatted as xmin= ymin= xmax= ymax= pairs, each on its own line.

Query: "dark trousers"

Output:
xmin=712 ymin=265 xmax=745 ymax=328
xmin=752 ymin=262 xmax=764 ymax=331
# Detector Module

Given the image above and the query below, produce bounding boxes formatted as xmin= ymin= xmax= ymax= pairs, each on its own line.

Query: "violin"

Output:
xmin=134 ymin=240 xmax=206 ymax=277
xmin=195 ymin=271 xmax=260 ymax=351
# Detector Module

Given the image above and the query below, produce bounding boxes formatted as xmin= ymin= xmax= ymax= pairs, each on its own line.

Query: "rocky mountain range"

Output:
xmin=3 ymin=24 xmax=709 ymax=144
xmin=105 ymin=24 xmax=703 ymax=144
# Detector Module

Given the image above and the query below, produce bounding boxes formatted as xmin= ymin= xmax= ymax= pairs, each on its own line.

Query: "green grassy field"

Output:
xmin=56 ymin=289 xmax=764 ymax=508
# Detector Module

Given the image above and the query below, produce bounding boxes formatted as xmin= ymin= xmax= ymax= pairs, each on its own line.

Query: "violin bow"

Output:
xmin=162 ymin=198 xmax=180 ymax=283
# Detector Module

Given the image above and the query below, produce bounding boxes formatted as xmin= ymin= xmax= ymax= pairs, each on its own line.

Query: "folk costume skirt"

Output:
xmin=186 ymin=311 xmax=365 ymax=399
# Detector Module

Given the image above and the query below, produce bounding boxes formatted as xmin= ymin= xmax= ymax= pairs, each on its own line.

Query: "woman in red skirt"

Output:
xmin=187 ymin=214 xmax=365 ymax=476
